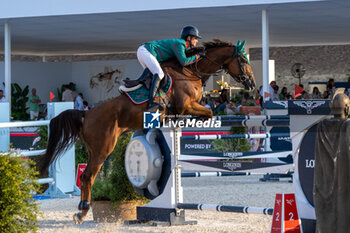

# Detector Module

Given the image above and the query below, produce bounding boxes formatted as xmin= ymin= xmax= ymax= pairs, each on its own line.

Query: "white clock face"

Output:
xmin=125 ymin=139 xmax=149 ymax=187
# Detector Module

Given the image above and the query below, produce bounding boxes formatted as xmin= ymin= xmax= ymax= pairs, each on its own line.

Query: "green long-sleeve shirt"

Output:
xmin=142 ymin=38 xmax=200 ymax=66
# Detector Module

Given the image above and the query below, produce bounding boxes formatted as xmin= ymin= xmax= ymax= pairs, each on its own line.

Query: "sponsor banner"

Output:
xmin=76 ymin=163 xmax=87 ymax=189
xmin=288 ymin=100 xmax=330 ymax=115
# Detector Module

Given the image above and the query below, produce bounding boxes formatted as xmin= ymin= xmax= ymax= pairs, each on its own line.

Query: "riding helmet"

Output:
xmin=180 ymin=26 xmax=202 ymax=39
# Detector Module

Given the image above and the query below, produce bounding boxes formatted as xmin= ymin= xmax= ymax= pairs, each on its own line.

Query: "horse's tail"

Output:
xmin=39 ymin=109 xmax=84 ymax=174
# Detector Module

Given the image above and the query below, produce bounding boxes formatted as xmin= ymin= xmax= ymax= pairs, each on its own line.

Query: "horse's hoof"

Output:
xmin=73 ymin=213 xmax=83 ymax=224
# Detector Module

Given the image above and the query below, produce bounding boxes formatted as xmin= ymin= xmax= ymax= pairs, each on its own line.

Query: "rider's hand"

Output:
xmin=198 ymin=51 xmax=207 ymax=57
xmin=197 ymin=51 xmax=206 ymax=57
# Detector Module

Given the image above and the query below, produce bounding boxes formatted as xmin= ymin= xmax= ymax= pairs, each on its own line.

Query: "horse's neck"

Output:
xmin=198 ymin=49 xmax=231 ymax=73
xmin=193 ymin=52 xmax=231 ymax=84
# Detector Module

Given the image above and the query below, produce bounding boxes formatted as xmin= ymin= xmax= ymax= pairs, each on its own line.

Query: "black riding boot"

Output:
xmin=147 ymin=74 xmax=164 ymax=110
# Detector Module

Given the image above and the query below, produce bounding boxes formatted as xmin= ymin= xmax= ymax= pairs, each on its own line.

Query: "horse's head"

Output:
xmin=224 ymin=40 xmax=255 ymax=91
xmin=175 ymin=39 xmax=256 ymax=91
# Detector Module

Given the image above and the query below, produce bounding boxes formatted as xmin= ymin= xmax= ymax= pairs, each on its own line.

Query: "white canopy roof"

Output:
xmin=0 ymin=0 xmax=349 ymax=55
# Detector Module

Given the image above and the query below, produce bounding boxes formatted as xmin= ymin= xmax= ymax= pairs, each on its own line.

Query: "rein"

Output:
xmin=192 ymin=56 xmax=224 ymax=79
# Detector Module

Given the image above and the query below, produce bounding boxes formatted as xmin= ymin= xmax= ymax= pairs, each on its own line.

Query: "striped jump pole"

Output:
xmin=181 ymin=132 xmax=290 ymax=140
xmin=180 ymin=150 xmax=292 ymax=160
xmin=177 ymin=203 xmax=273 ymax=215
xmin=213 ymin=115 xmax=289 ymax=120
xmin=181 ymin=171 xmax=253 ymax=178
xmin=219 ymin=119 xmax=290 ymax=127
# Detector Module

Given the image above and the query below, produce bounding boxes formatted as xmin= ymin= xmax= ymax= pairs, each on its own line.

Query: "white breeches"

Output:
xmin=137 ymin=45 xmax=165 ymax=80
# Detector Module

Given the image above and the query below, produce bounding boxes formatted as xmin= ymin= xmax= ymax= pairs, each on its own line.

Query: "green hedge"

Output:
xmin=0 ymin=154 xmax=41 ymax=233
xmin=91 ymin=132 xmax=148 ymax=203
xmin=211 ymin=126 xmax=251 ymax=153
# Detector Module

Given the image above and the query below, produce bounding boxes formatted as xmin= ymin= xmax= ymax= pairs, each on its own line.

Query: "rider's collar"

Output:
xmin=185 ymin=41 xmax=190 ymax=48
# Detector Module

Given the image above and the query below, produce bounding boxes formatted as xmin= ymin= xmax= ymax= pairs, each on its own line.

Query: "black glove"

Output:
xmin=197 ymin=51 xmax=206 ymax=57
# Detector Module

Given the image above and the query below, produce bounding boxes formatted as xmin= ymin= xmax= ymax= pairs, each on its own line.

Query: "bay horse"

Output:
xmin=40 ymin=39 xmax=255 ymax=224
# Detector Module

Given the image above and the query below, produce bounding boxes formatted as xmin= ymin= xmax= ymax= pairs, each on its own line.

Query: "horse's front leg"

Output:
xmin=184 ymin=102 xmax=213 ymax=120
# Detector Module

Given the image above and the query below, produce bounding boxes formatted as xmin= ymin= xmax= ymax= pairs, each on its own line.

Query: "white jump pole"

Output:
xmin=4 ymin=22 xmax=11 ymax=110
xmin=262 ymin=10 xmax=271 ymax=152
xmin=262 ymin=9 xmax=269 ymax=102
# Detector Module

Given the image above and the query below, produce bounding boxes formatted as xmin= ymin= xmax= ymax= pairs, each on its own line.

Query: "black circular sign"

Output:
xmin=298 ymin=123 xmax=318 ymax=207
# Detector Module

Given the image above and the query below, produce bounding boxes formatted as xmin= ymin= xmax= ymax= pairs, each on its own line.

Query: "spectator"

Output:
xmin=28 ymin=88 xmax=41 ymax=120
xmin=272 ymin=85 xmax=280 ymax=101
xmin=323 ymin=84 xmax=333 ymax=99
xmin=285 ymin=93 xmax=292 ymax=100
xmin=301 ymin=91 xmax=310 ymax=99
xmin=219 ymin=89 xmax=229 ymax=104
xmin=72 ymin=92 xmax=84 ymax=110
xmin=279 ymin=87 xmax=288 ymax=100
xmin=205 ymin=94 xmax=215 ymax=110
xmin=83 ymin=101 xmax=90 ymax=111
xmin=62 ymin=85 xmax=73 ymax=102
xmin=311 ymin=87 xmax=322 ymax=99
xmin=236 ymin=98 xmax=247 ymax=113
xmin=0 ymin=90 xmax=5 ymax=102
xmin=200 ymin=98 xmax=211 ymax=110
xmin=328 ymin=78 xmax=335 ymax=88
xmin=214 ymin=99 xmax=226 ymax=115
xmin=225 ymin=101 xmax=236 ymax=115
xmin=79 ymin=92 xmax=84 ymax=100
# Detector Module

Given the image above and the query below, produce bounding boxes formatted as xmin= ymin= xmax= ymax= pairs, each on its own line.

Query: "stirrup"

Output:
xmin=147 ymin=101 xmax=164 ymax=111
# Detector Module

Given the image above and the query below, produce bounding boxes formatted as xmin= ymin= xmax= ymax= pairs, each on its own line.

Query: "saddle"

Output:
xmin=123 ymin=69 xmax=152 ymax=89
xmin=119 ymin=72 xmax=172 ymax=105
xmin=123 ymin=69 xmax=169 ymax=90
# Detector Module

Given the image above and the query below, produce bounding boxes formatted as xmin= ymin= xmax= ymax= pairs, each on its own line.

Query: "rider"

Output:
xmin=137 ymin=25 xmax=205 ymax=110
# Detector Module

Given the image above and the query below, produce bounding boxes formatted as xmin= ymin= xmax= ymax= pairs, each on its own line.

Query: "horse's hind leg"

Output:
xmin=73 ymin=152 xmax=105 ymax=224
xmin=73 ymin=129 xmax=122 ymax=224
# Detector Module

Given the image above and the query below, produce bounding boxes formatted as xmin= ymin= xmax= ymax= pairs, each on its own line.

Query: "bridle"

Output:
xmin=190 ymin=51 xmax=252 ymax=83
xmin=226 ymin=56 xmax=254 ymax=83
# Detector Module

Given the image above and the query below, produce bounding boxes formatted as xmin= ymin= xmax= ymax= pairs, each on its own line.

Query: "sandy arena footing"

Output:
xmin=37 ymin=175 xmax=293 ymax=233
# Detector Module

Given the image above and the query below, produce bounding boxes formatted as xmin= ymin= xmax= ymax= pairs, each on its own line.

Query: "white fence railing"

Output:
xmin=0 ymin=120 xmax=50 ymax=128
xmin=0 ymin=120 xmax=54 ymax=185
xmin=0 ymin=102 xmax=80 ymax=198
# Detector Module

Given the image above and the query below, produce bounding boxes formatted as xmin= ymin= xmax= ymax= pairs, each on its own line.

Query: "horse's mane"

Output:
xmin=186 ymin=39 xmax=233 ymax=54
xmin=202 ymin=39 xmax=234 ymax=50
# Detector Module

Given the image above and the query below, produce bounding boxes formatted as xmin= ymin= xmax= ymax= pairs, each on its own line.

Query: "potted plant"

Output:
xmin=239 ymin=101 xmax=261 ymax=115
xmin=11 ymin=83 xmax=30 ymax=120
xmin=90 ymin=132 xmax=148 ymax=223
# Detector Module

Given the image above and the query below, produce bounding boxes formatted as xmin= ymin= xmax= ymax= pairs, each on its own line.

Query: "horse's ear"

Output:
xmin=241 ymin=40 xmax=246 ymax=47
